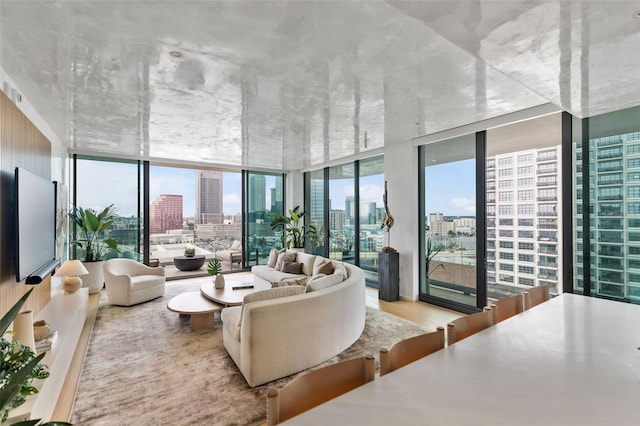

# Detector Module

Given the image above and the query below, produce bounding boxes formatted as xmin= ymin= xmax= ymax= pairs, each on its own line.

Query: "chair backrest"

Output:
xmin=490 ymin=293 xmax=524 ymax=324
xmin=103 ymin=258 xmax=138 ymax=276
xmin=523 ymin=285 xmax=550 ymax=310
xmin=266 ymin=355 xmax=375 ymax=425
xmin=380 ymin=326 xmax=445 ymax=376
xmin=447 ymin=307 xmax=492 ymax=346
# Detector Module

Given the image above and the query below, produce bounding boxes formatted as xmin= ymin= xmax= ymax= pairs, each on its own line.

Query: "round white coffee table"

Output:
xmin=200 ymin=279 xmax=271 ymax=306
xmin=167 ymin=291 xmax=223 ymax=330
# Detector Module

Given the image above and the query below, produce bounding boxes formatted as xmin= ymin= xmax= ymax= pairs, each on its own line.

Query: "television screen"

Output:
xmin=15 ymin=167 xmax=58 ymax=283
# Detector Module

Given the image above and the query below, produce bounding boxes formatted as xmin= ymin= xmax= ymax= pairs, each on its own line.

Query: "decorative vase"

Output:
xmin=214 ymin=274 xmax=225 ymax=289
xmin=82 ymin=260 xmax=105 ymax=294
xmin=13 ymin=310 xmax=36 ymax=352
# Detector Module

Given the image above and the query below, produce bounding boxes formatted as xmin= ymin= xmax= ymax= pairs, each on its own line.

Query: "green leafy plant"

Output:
xmin=207 ymin=258 xmax=222 ymax=276
xmin=183 ymin=248 xmax=196 ymax=257
xmin=425 ymin=232 xmax=445 ymax=279
xmin=267 ymin=206 xmax=317 ymax=249
xmin=1 ymin=289 xmax=70 ymax=425
xmin=69 ymin=204 xmax=121 ymax=262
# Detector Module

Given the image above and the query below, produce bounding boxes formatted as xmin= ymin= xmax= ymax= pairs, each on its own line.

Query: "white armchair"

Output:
xmin=103 ymin=258 xmax=165 ymax=306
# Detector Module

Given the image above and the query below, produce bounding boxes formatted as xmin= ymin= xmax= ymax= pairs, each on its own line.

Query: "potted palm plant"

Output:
xmin=207 ymin=258 xmax=224 ymax=289
xmin=267 ymin=206 xmax=317 ymax=251
xmin=68 ymin=204 xmax=121 ymax=294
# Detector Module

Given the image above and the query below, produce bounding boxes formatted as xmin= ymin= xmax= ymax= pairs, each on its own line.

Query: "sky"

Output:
xmin=76 ymin=160 xmax=262 ymax=217
xmin=76 ymin=158 xmax=472 ymax=219
xmin=425 ymin=159 xmax=476 ymax=216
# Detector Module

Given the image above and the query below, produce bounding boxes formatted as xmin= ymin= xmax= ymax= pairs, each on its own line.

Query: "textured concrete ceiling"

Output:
xmin=1 ymin=1 xmax=639 ymax=171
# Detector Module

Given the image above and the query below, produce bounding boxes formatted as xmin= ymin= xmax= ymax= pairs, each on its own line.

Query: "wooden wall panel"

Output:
xmin=1 ymin=91 xmax=52 ymax=317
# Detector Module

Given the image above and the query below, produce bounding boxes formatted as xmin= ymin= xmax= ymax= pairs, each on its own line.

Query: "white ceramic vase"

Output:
xmin=214 ymin=274 xmax=225 ymax=289
xmin=82 ymin=260 xmax=105 ymax=294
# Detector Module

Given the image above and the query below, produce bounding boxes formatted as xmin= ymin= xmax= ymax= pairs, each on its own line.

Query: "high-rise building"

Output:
xmin=150 ymin=194 xmax=183 ymax=233
xmin=359 ymin=202 xmax=377 ymax=225
xmin=196 ymin=170 xmax=223 ymax=224
xmin=248 ymin=174 xmax=266 ymax=213
xmin=486 ymin=146 xmax=562 ymax=295
xmin=310 ymin=179 xmax=324 ymax=224
xmin=575 ymin=131 xmax=640 ymax=301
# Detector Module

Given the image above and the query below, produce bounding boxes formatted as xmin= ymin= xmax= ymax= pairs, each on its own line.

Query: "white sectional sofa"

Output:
xmin=220 ymin=251 xmax=366 ymax=387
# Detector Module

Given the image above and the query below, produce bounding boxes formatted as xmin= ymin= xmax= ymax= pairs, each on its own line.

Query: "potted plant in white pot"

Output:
xmin=68 ymin=204 xmax=121 ymax=294
xmin=207 ymin=258 xmax=224 ymax=289
xmin=267 ymin=206 xmax=317 ymax=252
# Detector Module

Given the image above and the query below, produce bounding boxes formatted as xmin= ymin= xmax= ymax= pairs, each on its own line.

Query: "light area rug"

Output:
xmin=71 ymin=279 xmax=430 ymax=426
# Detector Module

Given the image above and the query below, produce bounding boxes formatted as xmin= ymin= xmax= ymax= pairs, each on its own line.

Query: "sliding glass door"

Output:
xmin=420 ymin=135 xmax=478 ymax=310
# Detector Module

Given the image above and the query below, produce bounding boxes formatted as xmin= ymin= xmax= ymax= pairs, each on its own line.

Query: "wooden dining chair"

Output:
xmin=523 ymin=285 xmax=550 ymax=310
xmin=446 ymin=307 xmax=492 ymax=346
xmin=266 ymin=355 xmax=375 ymax=425
xmin=379 ymin=326 xmax=445 ymax=376
xmin=490 ymin=293 xmax=525 ymax=324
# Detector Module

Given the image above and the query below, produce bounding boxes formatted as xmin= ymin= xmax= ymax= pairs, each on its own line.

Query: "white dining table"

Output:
xmin=285 ymin=293 xmax=640 ymax=425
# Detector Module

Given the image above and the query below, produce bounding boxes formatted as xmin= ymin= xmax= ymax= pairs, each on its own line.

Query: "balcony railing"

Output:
xmin=537 ymin=154 xmax=557 ymax=162
xmin=536 ymin=196 xmax=557 ymax=201
xmin=537 ymin=211 xmax=557 ymax=216
xmin=597 ymin=179 xmax=623 ymax=185
xmin=598 ymin=195 xmax=623 ymax=201
xmin=597 ymin=137 xmax=622 ymax=147
xmin=597 ymin=152 xmax=623 ymax=160
xmin=538 ymin=262 xmax=558 ymax=269
xmin=538 ymin=249 xmax=557 ymax=255
xmin=598 ymin=166 xmax=623 ymax=172
xmin=598 ymin=210 xmax=623 ymax=216
xmin=537 ymin=168 xmax=557 ymax=175
xmin=537 ymin=224 xmax=557 ymax=229
xmin=537 ymin=181 xmax=557 ymax=187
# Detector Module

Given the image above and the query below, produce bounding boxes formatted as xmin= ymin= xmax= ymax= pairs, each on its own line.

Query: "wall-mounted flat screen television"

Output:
xmin=15 ymin=167 xmax=59 ymax=283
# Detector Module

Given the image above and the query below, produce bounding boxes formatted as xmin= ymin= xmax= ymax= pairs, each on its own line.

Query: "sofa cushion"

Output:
xmin=272 ymin=276 xmax=309 ymax=288
xmin=221 ymin=306 xmax=242 ymax=341
xmin=333 ymin=262 xmax=348 ymax=280
xmin=307 ymin=273 xmax=344 ymax=292
xmin=307 ymin=273 xmax=327 ymax=283
xmin=267 ymin=248 xmax=282 ymax=268
xmin=296 ymin=252 xmax=317 ymax=276
xmin=281 ymin=261 xmax=303 ymax=274
xmin=275 ymin=252 xmax=297 ymax=271
xmin=313 ymin=257 xmax=334 ymax=275
xmin=230 ymin=240 xmax=241 ymax=251
xmin=252 ymin=265 xmax=305 ymax=283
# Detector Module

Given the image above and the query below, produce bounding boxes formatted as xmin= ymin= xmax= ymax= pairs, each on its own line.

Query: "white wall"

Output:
xmin=384 ymin=140 xmax=419 ymax=301
xmin=286 ymin=170 xmax=304 ymax=213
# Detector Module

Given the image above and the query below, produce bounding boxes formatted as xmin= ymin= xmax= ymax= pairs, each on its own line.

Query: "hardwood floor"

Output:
xmin=53 ymin=279 xmax=463 ymax=421
xmin=365 ymin=287 xmax=463 ymax=330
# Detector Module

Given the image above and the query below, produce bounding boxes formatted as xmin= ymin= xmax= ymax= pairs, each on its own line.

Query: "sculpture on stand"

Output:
xmin=381 ymin=181 xmax=396 ymax=253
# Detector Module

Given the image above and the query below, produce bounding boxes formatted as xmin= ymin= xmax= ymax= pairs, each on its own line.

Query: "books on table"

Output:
xmin=35 ymin=329 xmax=58 ymax=353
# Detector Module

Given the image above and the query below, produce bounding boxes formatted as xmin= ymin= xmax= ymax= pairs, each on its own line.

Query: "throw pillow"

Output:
xmin=230 ymin=240 xmax=241 ymax=251
xmin=307 ymin=273 xmax=344 ymax=292
xmin=272 ymin=276 xmax=309 ymax=288
xmin=281 ymin=261 xmax=304 ymax=274
xmin=275 ymin=252 xmax=297 ymax=271
xmin=313 ymin=257 xmax=334 ymax=275
xmin=307 ymin=273 xmax=327 ymax=283
xmin=333 ymin=262 xmax=348 ymax=280
xmin=267 ymin=248 xmax=281 ymax=268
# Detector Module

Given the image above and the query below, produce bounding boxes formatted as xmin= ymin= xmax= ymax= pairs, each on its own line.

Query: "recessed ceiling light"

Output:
xmin=634 ymin=10 xmax=640 ymax=18
xmin=169 ymin=51 xmax=183 ymax=59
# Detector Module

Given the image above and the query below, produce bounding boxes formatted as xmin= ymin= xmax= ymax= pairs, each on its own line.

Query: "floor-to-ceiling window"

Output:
xmin=306 ymin=169 xmax=326 ymax=256
xmin=74 ymin=156 xmax=143 ymax=261
xmin=246 ymin=172 xmax=284 ymax=266
xmin=574 ymin=105 xmax=640 ymax=303
xmin=147 ymin=165 xmax=242 ymax=271
xmin=329 ymin=163 xmax=356 ymax=263
xmin=420 ymin=135 xmax=478 ymax=310
xmin=486 ymin=113 xmax=563 ymax=298
xmin=358 ymin=157 xmax=384 ymax=284
xmin=305 ymin=155 xmax=384 ymax=285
